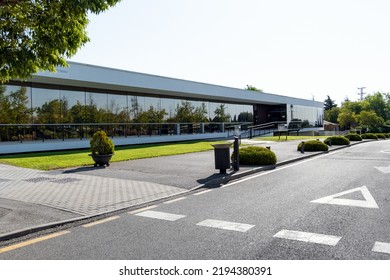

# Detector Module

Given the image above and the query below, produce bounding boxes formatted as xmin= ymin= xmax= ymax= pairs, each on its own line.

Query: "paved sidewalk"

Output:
xmin=0 ymin=139 xmax=348 ymax=241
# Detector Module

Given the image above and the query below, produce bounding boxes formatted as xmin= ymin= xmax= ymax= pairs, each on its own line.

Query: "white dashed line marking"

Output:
xmin=135 ymin=210 xmax=186 ymax=221
xmin=273 ymin=230 xmax=341 ymax=246
xmin=372 ymin=242 xmax=390 ymax=255
xmin=196 ymin=219 xmax=255 ymax=232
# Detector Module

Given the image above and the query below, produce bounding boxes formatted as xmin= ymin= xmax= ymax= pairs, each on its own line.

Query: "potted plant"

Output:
xmin=89 ymin=130 xmax=115 ymax=167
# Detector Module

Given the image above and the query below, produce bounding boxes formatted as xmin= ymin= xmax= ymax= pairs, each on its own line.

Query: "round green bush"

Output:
xmin=345 ymin=133 xmax=362 ymax=141
xmin=90 ymin=130 xmax=115 ymax=155
xmin=233 ymin=146 xmax=277 ymax=165
xmin=324 ymin=136 xmax=350 ymax=146
xmin=297 ymin=140 xmax=328 ymax=152
xmin=362 ymin=133 xmax=378 ymax=140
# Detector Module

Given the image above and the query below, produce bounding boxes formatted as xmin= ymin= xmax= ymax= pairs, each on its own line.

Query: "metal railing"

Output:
xmin=248 ymin=121 xmax=287 ymax=138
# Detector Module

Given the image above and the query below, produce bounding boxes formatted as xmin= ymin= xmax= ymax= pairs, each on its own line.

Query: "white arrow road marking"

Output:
xmin=135 ymin=210 xmax=186 ymax=221
xmin=273 ymin=230 xmax=341 ymax=246
xmin=197 ymin=219 xmax=255 ymax=232
xmin=375 ymin=165 xmax=390 ymax=174
xmin=372 ymin=242 xmax=390 ymax=255
xmin=311 ymin=186 xmax=379 ymax=209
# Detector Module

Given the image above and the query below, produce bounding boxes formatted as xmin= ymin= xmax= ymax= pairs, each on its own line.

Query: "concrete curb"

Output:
xmin=0 ymin=140 xmax=372 ymax=242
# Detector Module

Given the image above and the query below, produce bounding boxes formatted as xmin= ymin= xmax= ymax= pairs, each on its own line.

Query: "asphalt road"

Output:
xmin=1 ymin=140 xmax=390 ymax=260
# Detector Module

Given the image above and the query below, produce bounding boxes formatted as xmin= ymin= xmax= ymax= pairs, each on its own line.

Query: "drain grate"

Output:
xmin=53 ymin=178 xmax=81 ymax=184
xmin=24 ymin=177 xmax=81 ymax=184
xmin=24 ymin=177 xmax=53 ymax=183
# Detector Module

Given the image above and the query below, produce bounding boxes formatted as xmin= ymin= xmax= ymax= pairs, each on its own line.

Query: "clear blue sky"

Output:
xmin=70 ymin=0 xmax=390 ymax=106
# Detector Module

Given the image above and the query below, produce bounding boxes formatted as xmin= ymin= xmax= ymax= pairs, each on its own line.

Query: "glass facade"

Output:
xmin=287 ymin=104 xmax=324 ymax=127
xmin=0 ymin=83 xmax=323 ymax=143
xmin=0 ymin=84 xmax=255 ymax=125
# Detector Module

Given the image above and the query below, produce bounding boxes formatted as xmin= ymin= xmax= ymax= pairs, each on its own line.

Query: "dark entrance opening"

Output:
xmin=253 ymin=104 xmax=287 ymax=125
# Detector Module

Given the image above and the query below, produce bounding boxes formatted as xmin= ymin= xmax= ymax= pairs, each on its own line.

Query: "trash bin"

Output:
xmin=211 ymin=143 xmax=232 ymax=174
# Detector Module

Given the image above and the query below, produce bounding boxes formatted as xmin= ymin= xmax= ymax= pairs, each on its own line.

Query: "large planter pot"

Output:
xmin=89 ymin=154 xmax=113 ymax=167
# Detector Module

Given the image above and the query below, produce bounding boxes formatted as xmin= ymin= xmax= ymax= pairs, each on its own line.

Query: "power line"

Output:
xmin=357 ymin=87 xmax=366 ymax=101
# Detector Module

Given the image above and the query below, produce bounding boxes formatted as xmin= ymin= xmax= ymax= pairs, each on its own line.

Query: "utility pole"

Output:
xmin=357 ymin=87 xmax=366 ymax=101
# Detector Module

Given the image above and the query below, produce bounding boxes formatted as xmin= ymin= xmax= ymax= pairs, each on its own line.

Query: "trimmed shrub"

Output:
xmin=362 ymin=133 xmax=378 ymax=140
xmin=324 ymin=136 xmax=350 ymax=146
xmin=90 ymin=130 xmax=115 ymax=155
xmin=232 ymin=146 xmax=277 ymax=165
xmin=297 ymin=140 xmax=328 ymax=152
xmin=345 ymin=133 xmax=362 ymax=141
xmin=376 ymin=133 xmax=386 ymax=139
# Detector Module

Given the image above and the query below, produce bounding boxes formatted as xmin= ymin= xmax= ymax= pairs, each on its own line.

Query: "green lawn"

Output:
xmin=0 ymin=140 xmax=224 ymax=171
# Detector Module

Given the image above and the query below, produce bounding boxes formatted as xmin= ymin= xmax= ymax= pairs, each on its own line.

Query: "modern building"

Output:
xmin=0 ymin=62 xmax=323 ymax=154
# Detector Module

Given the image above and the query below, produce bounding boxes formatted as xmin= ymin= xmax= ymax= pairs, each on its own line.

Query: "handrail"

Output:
xmin=248 ymin=121 xmax=286 ymax=129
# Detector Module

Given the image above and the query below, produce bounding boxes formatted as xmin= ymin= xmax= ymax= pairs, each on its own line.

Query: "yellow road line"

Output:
xmin=82 ymin=216 xmax=120 ymax=228
xmin=0 ymin=231 xmax=70 ymax=254
xmin=128 ymin=205 xmax=157 ymax=214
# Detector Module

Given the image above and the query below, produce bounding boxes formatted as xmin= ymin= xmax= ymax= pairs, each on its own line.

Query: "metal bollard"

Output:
xmin=233 ymin=136 xmax=240 ymax=171
xmin=300 ymin=141 xmax=305 ymax=154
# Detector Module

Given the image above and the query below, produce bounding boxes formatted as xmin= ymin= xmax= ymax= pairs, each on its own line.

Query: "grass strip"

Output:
xmin=0 ymin=140 xmax=224 ymax=170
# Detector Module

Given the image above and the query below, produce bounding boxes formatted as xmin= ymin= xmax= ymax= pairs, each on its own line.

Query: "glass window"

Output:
xmin=1 ymin=85 xmax=32 ymax=124
xmin=32 ymin=87 xmax=60 ymax=124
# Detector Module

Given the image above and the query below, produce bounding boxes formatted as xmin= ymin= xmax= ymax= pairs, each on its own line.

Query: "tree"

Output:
xmin=173 ymin=101 xmax=208 ymax=123
xmin=213 ymin=104 xmax=231 ymax=122
xmin=133 ymin=106 xmax=167 ymax=123
xmin=0 ymin=85 xmax=31 ymax=124
xmin=324 ymin=107 xmax=340 ymax=123
xmin=245 ymin=85 xmax=263 ymax=92
xmin=0 ymin=0 xmax=122 ymax=82
xmin=337 ymin=111 xmax=358 ymax=130
xmin=364 ymin=92 xmax=388 ymax=120
xmin=358 ymin=110 xmax=384 ymax=131
xmin=36 ymin=99 xmax=70 ymax=123
xmin=324 ymin=95 xmax=337 ymax=110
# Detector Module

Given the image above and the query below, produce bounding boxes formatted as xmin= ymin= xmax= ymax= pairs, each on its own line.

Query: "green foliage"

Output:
xmin=345 ymin=133 xmax=362 ymax=141
xmin=324 ymin=95 xmax=338 ymax=110
xmin=0 ymin=0 xmax=122 ymax=82
xmin=0 ymin=86 xmax=31 ymax=125
xmin=337 ymin=111 xmax=358 ymax=130
xmin=358 ymin=110 xmax=384 ymax=130
xmin=90 ymin=130 xmax=115 ymax=155
xmin=324 ymin=107 xmax=340 ymax=123
xmin=362 ymin=133 xmax=378 ymax=140
xmin=324 ymin=136 xmax=350 ymax=146
xmin=133 ymin=106 xmax=167 ymax=123
xmin=375 ymin=133 xmax=386 ymax=139
xmin=171 ymin=101 xmax=208 ymax=123
xmin=297 ymin=140 xmax=328 ymax=151
xmin=232 ymin=146 xmax=277 ymax=165
xmin=212 ymin=104 xmax=231 ymax=122
xmin=245 ymin=85 xmax=263 ymax=92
